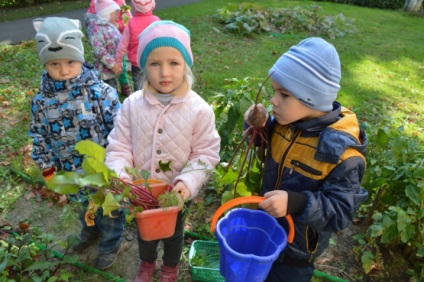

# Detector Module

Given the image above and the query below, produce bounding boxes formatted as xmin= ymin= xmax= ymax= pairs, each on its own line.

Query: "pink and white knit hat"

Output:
xmin=137 ymin=20 xmax=193 ymax=70
xmin=95 ymin=0 xmax=120 ymax=19
xmin=131 ymin=0 xmax=155 ymax=13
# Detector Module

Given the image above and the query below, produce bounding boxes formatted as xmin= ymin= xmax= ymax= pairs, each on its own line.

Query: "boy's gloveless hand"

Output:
xmin=244 ymin=104 xmax=268 ymax=128
xmin=172 ymin=181 xmax=192 ymax=202
xmin=259 ymin=190 xmax=288 ymax=218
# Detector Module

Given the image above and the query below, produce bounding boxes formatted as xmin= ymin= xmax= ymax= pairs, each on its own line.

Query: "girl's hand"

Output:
xmin=259 ymin=190 xmax=288 ymax=218
xmin=244 ymin=104 xmax=268 ymax=128
xmin=111 ymin=63 xmax=122 ymax=74
xmin=172 ymin=181 xmax=192 ymax=202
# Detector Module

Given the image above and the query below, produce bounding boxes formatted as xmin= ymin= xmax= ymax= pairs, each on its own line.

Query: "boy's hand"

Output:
xmin=259 ymin=190 xmax=288 ymax=218
xmin=244 ymin=104 xmax=268 ymax=128
xmin=172 ymin=181 xmax=192 ymax=202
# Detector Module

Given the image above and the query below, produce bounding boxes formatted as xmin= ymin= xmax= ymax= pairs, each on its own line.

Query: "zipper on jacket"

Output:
xmin=273 ymin=128 xmax=301 ymax=190
xmin=290 ymin=160 xmax=323 ymax=176
xmin=305 ymin=225 xmax=319 ymax=262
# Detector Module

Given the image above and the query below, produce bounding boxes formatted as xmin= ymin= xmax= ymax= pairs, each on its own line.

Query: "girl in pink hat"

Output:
xmin=115 ymin=0 xmax=160 ymax=92
xmin=105 ymin=20 xmax=221 ymax=282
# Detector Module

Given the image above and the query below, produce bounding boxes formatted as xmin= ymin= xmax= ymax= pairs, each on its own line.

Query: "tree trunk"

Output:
xmin=404 ymin=0 xmax=424 ymax=12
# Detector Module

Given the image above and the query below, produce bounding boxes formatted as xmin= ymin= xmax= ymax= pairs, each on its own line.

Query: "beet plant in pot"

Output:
xmin=46 ymin=140 xmax=184 ymax=239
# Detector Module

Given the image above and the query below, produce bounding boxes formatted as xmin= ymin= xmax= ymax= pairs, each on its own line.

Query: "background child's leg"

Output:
xmin=118 ymin=55 xmax=132 ymax=96
xmin=104 ymin=78 xmax=118 ymax=90
xmin=131 ymin=65 xmax=143 ymax=91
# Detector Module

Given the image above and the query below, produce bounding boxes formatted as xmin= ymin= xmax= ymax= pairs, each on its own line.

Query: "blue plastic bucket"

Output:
xmin=215 ymin=208 xmax=287 ymax=282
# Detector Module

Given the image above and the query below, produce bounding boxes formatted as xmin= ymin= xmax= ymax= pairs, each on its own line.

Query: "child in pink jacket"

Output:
xmin=105 ymin=20 xmax=221 ymax=282
xmin=115 ymin=0 xmax=160 ymax=91
xmin=88 ymin=0 xmax=133 ymax=96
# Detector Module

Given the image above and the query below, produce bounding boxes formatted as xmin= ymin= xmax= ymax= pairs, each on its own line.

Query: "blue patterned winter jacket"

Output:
xmin=28 ymin=63 xmax=121 ymax=172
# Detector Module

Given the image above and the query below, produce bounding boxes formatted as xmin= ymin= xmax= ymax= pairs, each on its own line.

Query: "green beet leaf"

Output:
xmin=46 ymin=172 xmax=80 ymax=194
xmin=102 ymin=193 xmax=122 ymax=216
xmin=75 ymin=140 xmax=106 ymax=162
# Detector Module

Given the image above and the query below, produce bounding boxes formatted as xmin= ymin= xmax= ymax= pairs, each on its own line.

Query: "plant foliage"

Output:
xmin=0 ymin=227 xmax=78 ymax=281
xmin=46 ymin=140 xmax=181 ymax=224
xmin=213 ymin=3 xmax=357 ymax=39
xmin=211 ymin=77 xmax=272 ymax=203
xmin=355 ymin=120 xmax=424 ymax=279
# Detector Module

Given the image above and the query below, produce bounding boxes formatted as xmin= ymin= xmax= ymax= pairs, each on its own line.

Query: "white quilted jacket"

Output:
xmin=105 ymin=88 xmax=221 ymax=198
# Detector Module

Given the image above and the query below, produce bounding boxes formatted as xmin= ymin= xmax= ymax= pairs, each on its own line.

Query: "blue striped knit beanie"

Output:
xmin=269 ymin=37 xmax=341 ymax=112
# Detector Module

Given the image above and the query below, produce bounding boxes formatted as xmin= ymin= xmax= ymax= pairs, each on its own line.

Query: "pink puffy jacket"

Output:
xmin=105 ymin=89 xmax=221 ymax=198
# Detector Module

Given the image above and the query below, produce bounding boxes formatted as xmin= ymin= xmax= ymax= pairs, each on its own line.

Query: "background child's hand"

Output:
xmin=172 ymin=181 xmax=192 ymax=202
xmin=111 ymin=63 xmax=122 ymax=74
xmin=259 ymin=190 xmax=288 ymax=218
xmin=244 ymin=104 xmax=268 ymax=128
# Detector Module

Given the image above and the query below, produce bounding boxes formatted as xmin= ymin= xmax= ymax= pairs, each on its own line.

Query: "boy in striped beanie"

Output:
xmin=244 ymin=37 xmax=368 ymax=281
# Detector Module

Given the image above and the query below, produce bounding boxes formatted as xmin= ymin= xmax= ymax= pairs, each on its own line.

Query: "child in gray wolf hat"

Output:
xmin=29 ymin=16 xmax=124 ymax=270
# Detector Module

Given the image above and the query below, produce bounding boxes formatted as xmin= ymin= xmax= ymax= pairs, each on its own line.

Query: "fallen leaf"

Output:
xmin=19 ymin=222 xmax=30 ymax=230
xmin=2 ymin=101 xmax=11 ymax=107
xmin=24 ymin=192 xmax=35 ymax=200
xmin=57 ymin=195 xmax=68 ymax=207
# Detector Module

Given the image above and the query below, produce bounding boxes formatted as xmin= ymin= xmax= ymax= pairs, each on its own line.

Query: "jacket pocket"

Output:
xmin=305 ymin=225 xmax=319 ymax=261
xmin=290 ymin=160 xmax=322 ymax=176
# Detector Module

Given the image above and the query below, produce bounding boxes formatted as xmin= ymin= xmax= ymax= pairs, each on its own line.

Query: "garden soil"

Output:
xmin=1 ymin=185 xmax=412 ymax=282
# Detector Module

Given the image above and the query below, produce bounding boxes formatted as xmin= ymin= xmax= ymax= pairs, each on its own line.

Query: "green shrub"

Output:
xmin=213 ymin=3 xmax=357 ymax=39
xmin=354 ymin=118 xmax=424 ymax=279
xmin=315 ymin=0 xmax=407 ymax=10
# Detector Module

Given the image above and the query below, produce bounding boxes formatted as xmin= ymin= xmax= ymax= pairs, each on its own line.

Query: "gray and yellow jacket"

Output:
xmin=261 ymin=102 xmax=368 ymax=265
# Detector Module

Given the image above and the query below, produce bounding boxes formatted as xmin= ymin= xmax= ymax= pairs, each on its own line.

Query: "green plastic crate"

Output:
xmin=188 ymin=240 xmax=225 ymax=282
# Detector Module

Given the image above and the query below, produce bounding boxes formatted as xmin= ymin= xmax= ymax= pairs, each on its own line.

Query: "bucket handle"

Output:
xmin=210 ymin=196 xmax=294 ymax=243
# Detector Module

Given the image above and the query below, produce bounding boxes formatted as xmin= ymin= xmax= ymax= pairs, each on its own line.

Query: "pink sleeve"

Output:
xmin=115 ymin=25 xmax=130 ymax=64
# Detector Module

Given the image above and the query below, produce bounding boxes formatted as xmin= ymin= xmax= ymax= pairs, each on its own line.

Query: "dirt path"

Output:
xmin=1 ymin=186 xmax=412 ymax=282
xmin=1 ymin=194 xmax=195 ymax=281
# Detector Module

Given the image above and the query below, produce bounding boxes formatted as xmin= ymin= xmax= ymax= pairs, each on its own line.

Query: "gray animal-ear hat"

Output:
xmin=269 ymin=37 xmax=341 ymax=112
xmin=33 ymin=17 xmax=84 ymax=65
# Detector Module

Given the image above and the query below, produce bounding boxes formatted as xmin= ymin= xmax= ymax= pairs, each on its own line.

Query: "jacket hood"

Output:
xmin=293 ymin=102 xmax=341 ymax=134
xmin=288 ymin=102 xmax=367 ymax=163
xmin=40 ymin=62 xmax=100 ymax=94
xmin=134 ymin=11 xmax=153 ymax=16
xmin=317 ymin=105 xmax=367 ymax=163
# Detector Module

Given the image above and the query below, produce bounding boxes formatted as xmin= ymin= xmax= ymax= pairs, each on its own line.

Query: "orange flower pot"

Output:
xmin=133 ymin=179 xmax=169 ymax=198
xmin=133 ymin=179 xmax=182 ymax=241
xmin=135 ymin=205 xmax=182 ymax=241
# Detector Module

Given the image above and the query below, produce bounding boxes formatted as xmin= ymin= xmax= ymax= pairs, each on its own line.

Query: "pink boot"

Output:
xmin=159 ymin=264 xmax=179 ymax=282
xmin=135 ymin=261 xmax=156 ymax=282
